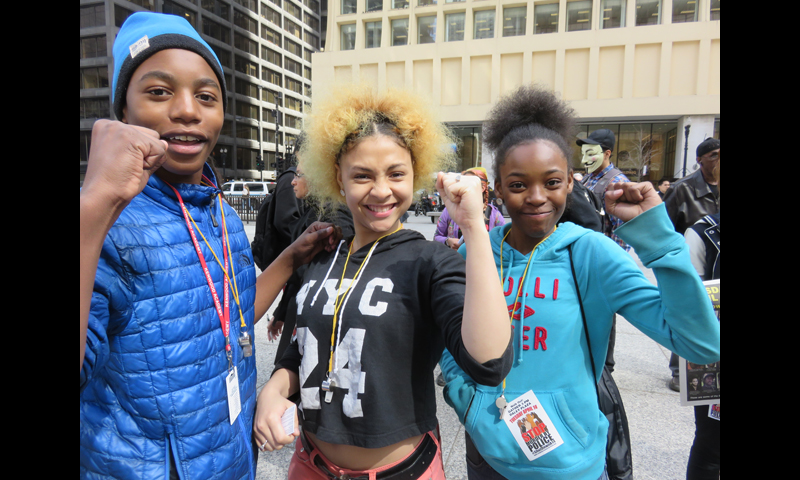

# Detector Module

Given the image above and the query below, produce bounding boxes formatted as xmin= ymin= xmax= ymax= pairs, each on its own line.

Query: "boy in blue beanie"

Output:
xmin=80 ymin=12 xmax=337 ymax=479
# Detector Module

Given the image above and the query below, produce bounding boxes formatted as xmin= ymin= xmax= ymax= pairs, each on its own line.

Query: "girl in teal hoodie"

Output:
xmin=440 ymin=86 xmax=720 ymax=480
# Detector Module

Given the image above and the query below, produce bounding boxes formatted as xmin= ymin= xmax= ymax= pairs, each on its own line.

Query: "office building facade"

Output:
xmin=313 ymin=0 xmax=720 ymax=182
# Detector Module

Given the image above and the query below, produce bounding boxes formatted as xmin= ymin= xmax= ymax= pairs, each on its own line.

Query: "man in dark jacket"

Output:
xmin=663 ymin=137 xmax=720 ymax=391
xmin=663 ymin=138 xmax=720 ymax=234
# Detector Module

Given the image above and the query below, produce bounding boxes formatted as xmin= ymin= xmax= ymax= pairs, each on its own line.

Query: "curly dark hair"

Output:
xmin=483 ymin=85 xmax=577 ymax=181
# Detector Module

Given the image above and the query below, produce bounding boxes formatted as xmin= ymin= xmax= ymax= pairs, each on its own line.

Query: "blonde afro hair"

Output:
xmin=300 ymin=85 xmax=457 ymax=205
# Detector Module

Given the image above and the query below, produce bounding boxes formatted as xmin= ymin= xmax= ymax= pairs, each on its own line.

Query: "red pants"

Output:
xmin=288 ymin=431 xmax=445 ymax=480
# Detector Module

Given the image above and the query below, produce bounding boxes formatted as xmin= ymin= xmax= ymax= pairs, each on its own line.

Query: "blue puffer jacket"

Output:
xmin=81 ymin=165 xmax=258 ymax=480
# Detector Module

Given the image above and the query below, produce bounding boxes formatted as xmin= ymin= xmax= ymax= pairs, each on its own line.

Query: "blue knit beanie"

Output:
xmin=112 ymin=12 xmax=227 ymax=120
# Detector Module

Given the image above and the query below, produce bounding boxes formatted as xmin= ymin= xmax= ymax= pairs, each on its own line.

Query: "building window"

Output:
xmin=263 ymin=46 xmax=282 ymax=67
xmin=635 ymin=0 xmax=661 ymax=25
xmin=80 ymin=97 xmax=110 ymax=119
xmin=236 ymin=123 xmax=259 ymax=141
xmin=286 ymin=57 xmax=303 ymax=75
xmin=235 ymin=55 xmax=259 ymax=77
xmin=418 ymin=0 xmax=435 ymax=5
xmin=202 ymin=0 xmax=230 ymax=21
xmin=503 ymin=6 xmax=526 ymax=37
xmin=163 ymin=1 xmax=197 ymax=26
xmin=567 ymin=0 xmax=592 ymax=31
xmin=600 ymin=0 xmax=625 ymax=28
xmin=80 ymin=67 xmax=109 ymax=89
xmin=235 ymin=101 xmax=259 ymax=120
xmin=671 ymin=0 xmax=697 ymax=23
xmin=261 ymin=4 xmax=280 ymax=24
xmin=474 ymin=10 xmax=495 ymax=39
xmin=80 ymin=36 xmax=107 ymax=59
xmin=263 ymin=67 xmax=283 ymax=86
xmin=204 ymin=17 xmax=231 ymax=43
xmin=285 ymin=18 xmax=303 ymax=38
xmin=392 ymin=0 xmax=409 ymax=8
xmin=211 ymin=45 xmax=231 ymax=68
xmin=445 ymin=0 xmax=464 ymax=3
xmin=80 ymin=4 xmax=105 ymax=28
xmin=234 ymin=32 xmax=259 ymax=56
xmin=285 ymin=0 xmax=303 ymax=18
xmin=418 ymin=16 xmax=436 ymax=44
xmin=235 ymin=77 xmax=260 ymax=98
xmin=115 ymin=5 xmax=134 ymax=27
xmin=342 ymin=0 xmax=357 ymax=14
xmin=710 ymin=0 xmax=720 ymax=20
xmin=304 ymin=31 xmax=320 ymax=49
xmin=534 ymin=2 xmax=559 ymax=34
xmin=261 ymin=24 xmax=281 ymax=46
xmin=341 ymin=24 xmax=356 ymax=50
xmin=305 ymin=12 xmax=320 ymax=31
xmin=367 ymin=0 xmax=383 ymax=12
xmin=285 ymin=37 xmax=303 ymax=57
xmin=445 ymin=12 xmax=465 ymax=41
xmin=284 ymin=114 xmax=302 ymax=129
xmin=286 ymin=78 xmax=303 ymax=95
xmin=391 ymin=18 xmax=409 ymax=46
xmin=234 ymin=9 xmax=258 ymax=34
xmin=366 ymin=21 xmax=382 ymax=48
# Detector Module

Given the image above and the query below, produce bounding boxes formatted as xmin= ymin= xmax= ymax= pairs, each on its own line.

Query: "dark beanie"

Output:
xmin=112 ymin=12 xmax=227 ymax=120
xmin=696 ymin=138 xmax=720 ymax=157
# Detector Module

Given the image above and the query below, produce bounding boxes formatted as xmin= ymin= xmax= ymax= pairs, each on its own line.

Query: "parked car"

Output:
xmin=221 ymin=181 xmax=276 ymax=196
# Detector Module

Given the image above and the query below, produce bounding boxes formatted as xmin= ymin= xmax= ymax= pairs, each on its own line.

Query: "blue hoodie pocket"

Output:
xmin=465 ymin=388 xmax=602 ymax=473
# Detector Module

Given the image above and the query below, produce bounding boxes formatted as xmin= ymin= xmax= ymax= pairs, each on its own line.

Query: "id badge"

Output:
xmin=226 ymin=367 xmax=242 ymax=425
xmin=501 ymin=390 xmax=564 ymax=461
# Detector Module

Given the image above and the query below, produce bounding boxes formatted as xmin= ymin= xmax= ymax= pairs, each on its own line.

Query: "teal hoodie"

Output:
xmin=440 ymin=204 xmax=720 ymax=480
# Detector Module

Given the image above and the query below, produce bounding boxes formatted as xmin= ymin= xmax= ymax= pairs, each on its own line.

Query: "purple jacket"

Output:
xmin=434 ymin=205 xmax=505 ymax=245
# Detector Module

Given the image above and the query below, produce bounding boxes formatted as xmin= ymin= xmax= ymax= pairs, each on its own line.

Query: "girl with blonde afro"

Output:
xmin=254 ymin=86 xmax=513 ymax=479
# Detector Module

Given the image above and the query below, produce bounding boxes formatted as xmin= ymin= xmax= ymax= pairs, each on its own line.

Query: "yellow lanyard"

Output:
xmin=498 ymin=225 xmax=556 ymax=393
xmin=182 ymin=192 xmax=247 ymax=330
xmin=327 ymin=224 xmax=403 ymax=375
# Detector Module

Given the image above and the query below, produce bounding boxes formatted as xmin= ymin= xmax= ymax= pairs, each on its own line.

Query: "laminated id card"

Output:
xmin=226 ymin=367 xmax=242 ymax=425
xmin=502 ymin=390 xmax=563 ymax=461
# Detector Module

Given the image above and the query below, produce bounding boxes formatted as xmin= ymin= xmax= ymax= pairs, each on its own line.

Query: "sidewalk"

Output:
xmin=245 ymin=214 xmax=697 ymax=480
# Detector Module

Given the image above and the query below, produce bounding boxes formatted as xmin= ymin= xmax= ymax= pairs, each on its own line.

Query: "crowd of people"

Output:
xmin=80 ymin=12 xmax=720 ymax=480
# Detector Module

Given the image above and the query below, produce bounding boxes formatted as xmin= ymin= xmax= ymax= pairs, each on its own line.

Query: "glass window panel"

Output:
xmin=342 ymin=0 xmax=357 ymax=14
xmin=418 ymin=16 xmax=436 ymax=44
xmin=418 ymin=0 xmax=436 ymax=4
xmin=392 ymin=18 xmax=409 ymax=46
xmin=341 ymin=24 xmax=356 ymax=50
xmin=204 ymin=17 xmax=231 ymax=43
xmin=393 ymin=0 xmax=409 ymax=8
xmin=710 ymin=0 xmax=720 ymax=20
xmin=366 ymin=21 xmax=382 ymax=48
xmin=635 ymin=0 xmax=661 ymax=25
xmin=202 ymin=0 xmax=230 ymax=21
xmin=474 ymin=10 xmax=495 ymax=39
xmin=503 ymin=6 xmax=526 ymax=37
xmin=671 ymin=0 xmax=697 ymax=23
xmin=534 ymin=3 xmax=559 ymax=34
xmin=567 ymin=0 xmax=592 ymax=31
xmin=445 ymin=12 xmax=465 ymax=41
xmin=367 ymin=0 xmax=383 ymax=12
xmin=80 ymin=4 xmax=105 ymax=28
xmin=600 ymin=0 xmax=625 ymax=29
xmin=163 ymin=1 xmax=196 ymax=26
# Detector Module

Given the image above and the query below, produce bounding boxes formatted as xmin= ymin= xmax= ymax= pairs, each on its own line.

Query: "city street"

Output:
xmin=245 ymin=212 xmax=699 ymax=480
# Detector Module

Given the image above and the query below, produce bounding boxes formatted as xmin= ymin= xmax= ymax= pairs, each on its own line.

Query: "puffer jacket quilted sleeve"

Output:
xmin=81 ymin=168 xmax=258 ymax=480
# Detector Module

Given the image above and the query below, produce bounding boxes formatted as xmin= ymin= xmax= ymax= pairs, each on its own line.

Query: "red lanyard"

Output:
xmin=166 ymin=182 xmax=233 ymax=364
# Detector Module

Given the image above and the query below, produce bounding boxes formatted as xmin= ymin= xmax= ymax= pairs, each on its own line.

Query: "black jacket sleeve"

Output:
xmin=428 ymin=246 xmax=513 ymax=386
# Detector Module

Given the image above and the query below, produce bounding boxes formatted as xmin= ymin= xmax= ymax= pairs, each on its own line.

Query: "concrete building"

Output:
xmin=313 ymin=0 xmax=720 ymax=182
xmin=80 ymin=0 xmax=325 ymax=183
